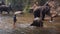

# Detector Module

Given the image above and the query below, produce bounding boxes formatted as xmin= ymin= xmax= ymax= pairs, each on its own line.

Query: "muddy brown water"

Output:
xmin=0 ymin=14 xmax=60 ymax=34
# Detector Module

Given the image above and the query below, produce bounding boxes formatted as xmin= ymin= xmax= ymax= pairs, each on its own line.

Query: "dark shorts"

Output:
xmin=14 ymin=19 xmax=17 ymax=23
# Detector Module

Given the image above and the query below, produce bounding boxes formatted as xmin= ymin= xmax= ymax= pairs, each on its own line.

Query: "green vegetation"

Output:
xmin=1 ymin=0 xmax=60 ymax=13
xmin=4 ymin=0 xmax=48 ymax=12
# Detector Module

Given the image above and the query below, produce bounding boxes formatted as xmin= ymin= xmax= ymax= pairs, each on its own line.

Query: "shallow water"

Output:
xmin=0 ymin=14 xmax=60 ymax=34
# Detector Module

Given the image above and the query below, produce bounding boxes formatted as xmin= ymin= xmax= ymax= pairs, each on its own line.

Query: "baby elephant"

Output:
xmin=30 ymin=17 xmax=43 ymax=27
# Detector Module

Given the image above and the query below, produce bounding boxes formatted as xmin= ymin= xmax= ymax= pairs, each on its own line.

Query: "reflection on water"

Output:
xmin=0 ymin=14 xmax=60 ymax=34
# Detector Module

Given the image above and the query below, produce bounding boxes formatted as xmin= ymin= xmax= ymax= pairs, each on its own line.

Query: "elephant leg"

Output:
xmin=42 ymin=12 xmax=45 ymax=21
xmin=7 ymin=11 xmax=9 ymax=14
xmin=0 ymin=11 xmax=2 ymax=14
xmin=42 ymin=13 xmax=45 ymax=20
xmin=46 ymin=11 xmax=54 ymax=22
xmin=8 ymin=12 xmax=9 ymax=14
xmin=51 ymin=17 xmax=53 ymax=21
xmin=47 ymin=12 xmax=53 ymax=21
